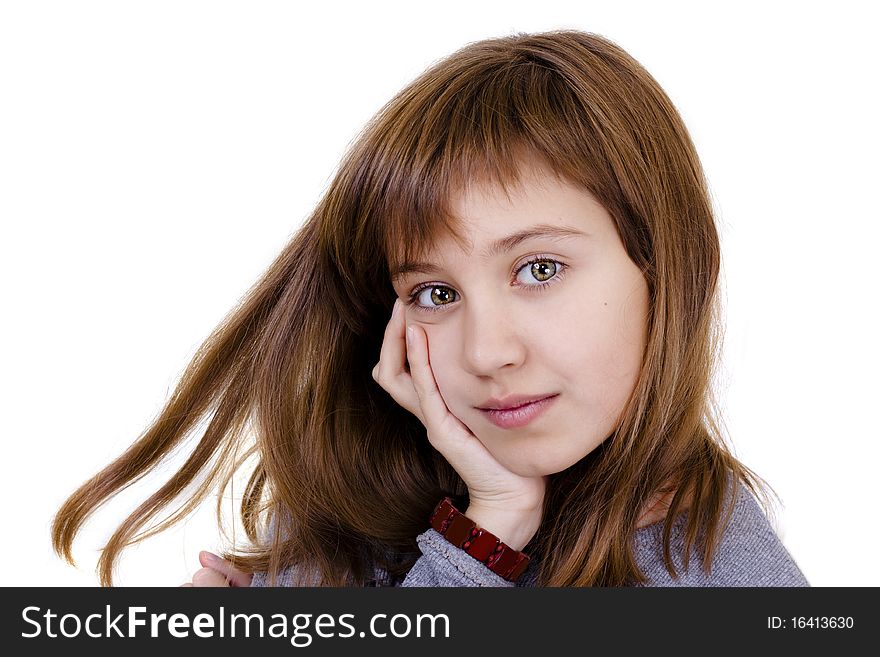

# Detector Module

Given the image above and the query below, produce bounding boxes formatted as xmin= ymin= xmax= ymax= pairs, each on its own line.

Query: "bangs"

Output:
xmin=367 ymin=50 xmax=604 ymax=280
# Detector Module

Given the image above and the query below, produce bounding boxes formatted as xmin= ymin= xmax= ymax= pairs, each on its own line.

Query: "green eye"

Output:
xmin=413 ymin=285 xmax=456 ymax=310
xmin=525 ymin=260 xmax=557 ymax=283
xmin=428 ymin=287 xmax=455 ymax=306
xmin=516 ymin=259 xmax=560 ymax=286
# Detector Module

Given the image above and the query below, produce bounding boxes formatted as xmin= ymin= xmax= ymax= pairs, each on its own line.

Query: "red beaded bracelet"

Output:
xmin=429 ymin=496 xmax=530 ymax=583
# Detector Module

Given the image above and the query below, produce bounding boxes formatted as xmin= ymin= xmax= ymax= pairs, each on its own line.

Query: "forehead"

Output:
xmin=449 ymin=163 xmax=589 ymax=232
xmin=389 ymin=171 xmax=597 ymax=283
xmin=382 ymin=151 xmax=598 ymax=278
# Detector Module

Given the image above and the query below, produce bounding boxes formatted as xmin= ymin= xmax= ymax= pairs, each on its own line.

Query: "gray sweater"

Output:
xmin=251 ymin=483 xmax=809 ymax=587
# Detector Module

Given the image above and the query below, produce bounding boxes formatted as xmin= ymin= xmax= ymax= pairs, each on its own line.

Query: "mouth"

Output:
xmin=478 ymin=394 xmax=559 ymax=429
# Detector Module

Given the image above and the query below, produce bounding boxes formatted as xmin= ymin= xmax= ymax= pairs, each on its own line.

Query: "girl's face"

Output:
xmin=391 ymin=161 xmax=650 ymax=477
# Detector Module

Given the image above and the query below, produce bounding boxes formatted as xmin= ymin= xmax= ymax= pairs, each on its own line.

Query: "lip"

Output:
xmin=478 ymin=394 xmax=559 ymax=429
xmin=478 ymin=393 xmax=558 ymax=411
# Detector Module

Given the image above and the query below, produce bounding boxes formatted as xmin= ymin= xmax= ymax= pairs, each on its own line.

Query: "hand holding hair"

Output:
xmin=179 ymin=551 xmax=253 ymax=588
xmin=372 ymin=299 xmax=546 ymax=550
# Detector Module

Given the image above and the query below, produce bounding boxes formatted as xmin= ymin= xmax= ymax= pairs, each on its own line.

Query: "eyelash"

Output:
xmin=405 ymin=255 xmax=568 ymax=314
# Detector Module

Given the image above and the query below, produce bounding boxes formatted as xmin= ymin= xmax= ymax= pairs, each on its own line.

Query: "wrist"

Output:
xmin=429 ymin=497 xmax=533 ymax=582
xmin=463 ymin=502 xmax=542 ymax=552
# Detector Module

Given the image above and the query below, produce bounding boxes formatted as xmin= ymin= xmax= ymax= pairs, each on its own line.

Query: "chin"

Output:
xmin=500 ymin=454 xmax=577 ymax=479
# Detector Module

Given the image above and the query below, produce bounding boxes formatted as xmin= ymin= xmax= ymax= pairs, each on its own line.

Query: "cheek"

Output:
xmin=417 ymin=324 xmax=462 ymax=394
xmin=419 ymin=324 xmax=485 ymax=417
xmin=555 ymin=289 xmax=647 ymax=402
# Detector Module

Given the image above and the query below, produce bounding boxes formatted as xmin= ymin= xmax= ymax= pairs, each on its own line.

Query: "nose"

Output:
xmin=459 ymin=299 xmax=526 ymax=377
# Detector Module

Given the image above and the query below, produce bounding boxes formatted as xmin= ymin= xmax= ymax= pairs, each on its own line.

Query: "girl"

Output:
xmin=53 ymin=29 xmax=808 ymax=587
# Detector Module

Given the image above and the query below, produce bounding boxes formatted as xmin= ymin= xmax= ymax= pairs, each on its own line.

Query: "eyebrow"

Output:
xmin=390 ymin=224 xmax=588 ymax=281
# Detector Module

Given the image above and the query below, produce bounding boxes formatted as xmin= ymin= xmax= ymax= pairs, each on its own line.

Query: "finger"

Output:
xmin=199 ymin=551 xmax=253 ymax=587
xmin=373 ymin=300 xmax=421 ymax=419
xmin=405 ymin=323 xmax=464 ymax=442
xmin=191 ymin=567 xmax=230 ymax=587
xmin=179 ymin=583 xmax=193 ymax=587
xmin=374 ymin=300 xmax=406 ymax=380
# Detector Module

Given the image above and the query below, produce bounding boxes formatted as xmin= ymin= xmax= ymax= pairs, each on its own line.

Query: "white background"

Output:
xmin=2 ymin=1 xmax=877 ymax=587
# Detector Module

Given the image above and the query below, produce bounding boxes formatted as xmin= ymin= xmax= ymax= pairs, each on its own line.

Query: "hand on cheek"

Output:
xmin=372 ymin=300 xmax=547 ymax=513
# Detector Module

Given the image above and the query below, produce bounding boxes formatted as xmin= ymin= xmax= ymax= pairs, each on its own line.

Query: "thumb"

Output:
xmin=198 ymin=551 xmax=253 ymax=587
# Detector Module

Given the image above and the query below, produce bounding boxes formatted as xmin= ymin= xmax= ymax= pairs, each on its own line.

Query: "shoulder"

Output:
xmin=631 ymin=480 xmax=809 ymax=587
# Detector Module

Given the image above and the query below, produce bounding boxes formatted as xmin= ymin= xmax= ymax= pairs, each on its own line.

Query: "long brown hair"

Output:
xmin=53 ymin=29 xmax=778 ymax=586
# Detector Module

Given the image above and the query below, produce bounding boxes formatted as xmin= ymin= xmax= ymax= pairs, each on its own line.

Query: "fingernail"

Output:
xmin=406 ymin=326 xmax=414 ymax=346
xmin=392 ymin=300 xmax=401 ymax=318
